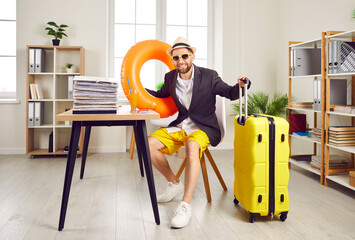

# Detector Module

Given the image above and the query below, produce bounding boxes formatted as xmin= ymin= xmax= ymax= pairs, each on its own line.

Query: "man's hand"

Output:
xmin=237 ymin=75 xmax=249 ymax=87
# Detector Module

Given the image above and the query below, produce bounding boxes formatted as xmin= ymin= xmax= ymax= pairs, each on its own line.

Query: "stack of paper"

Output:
xmin=328 ymin=126 xmax=355 ymax=146
xmin=73 ymin=76 xmax=118 ymax=114
xmin=333 ymin=106 xmax=355 ymax=114
xmin=311 ymin=155 xmax=350 ymax=169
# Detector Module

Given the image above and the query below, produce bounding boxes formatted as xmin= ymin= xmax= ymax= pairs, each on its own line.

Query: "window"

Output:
xmin=0 ymin=0 xmax=16 ymax=100
xmin=110 ymin=0 xmax=211 ymax=96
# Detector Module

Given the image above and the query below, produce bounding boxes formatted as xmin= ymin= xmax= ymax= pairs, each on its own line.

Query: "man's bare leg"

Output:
xmin=182 ymin=140 xmax=201 ymax=205
xmin=148 ymin=136 xmax=179 ymax=183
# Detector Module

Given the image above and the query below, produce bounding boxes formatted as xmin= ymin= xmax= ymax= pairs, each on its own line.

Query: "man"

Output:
xmin=147 ymin=37 xmax=250 ymax=228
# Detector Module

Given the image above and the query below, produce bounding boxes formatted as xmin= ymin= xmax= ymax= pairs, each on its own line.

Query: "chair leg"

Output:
xmin=204 ymin=148 xmax=227 ymax=191
xmin=176 ymin=157 xmax=186 ymax=179
xmin=200 ymin=153 xmax=212 ymax=202
xmin=178 ymin=147 xmax=185 ymax=159
xmin=129 ymin=129 xmax=135 ymax=159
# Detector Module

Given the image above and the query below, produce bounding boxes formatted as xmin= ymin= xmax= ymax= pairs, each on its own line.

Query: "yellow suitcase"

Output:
xmin=233 ymin=83 xmax=289 ymax=223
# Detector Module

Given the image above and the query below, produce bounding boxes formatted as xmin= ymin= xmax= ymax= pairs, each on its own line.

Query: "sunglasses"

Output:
xmin=171 ymin=53 xmax=191 ymax=61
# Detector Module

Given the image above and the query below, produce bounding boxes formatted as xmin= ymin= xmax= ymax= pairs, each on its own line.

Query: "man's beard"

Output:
xmin=177 ymin=64 xmax=192 ymax=74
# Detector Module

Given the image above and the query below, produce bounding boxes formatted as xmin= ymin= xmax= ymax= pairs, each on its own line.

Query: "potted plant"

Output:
xmin=45 ymin=21 xmax=69 ymax=46
xmin=66 ymin=63 xmax=74 ymax=73
xmin=232 ymin=91 xmax=289 ymax=117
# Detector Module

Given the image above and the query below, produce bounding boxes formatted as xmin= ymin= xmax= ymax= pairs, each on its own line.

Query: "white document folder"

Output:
xmin=35 ymin=48 xmax=45 ymax=73
xmin=29 ymin=48 xmax=35 ymax=73
xmin=34 ymin=102 xmax=44 ymax=126
xmin=28 ymin=102 xmax=34 ymax=127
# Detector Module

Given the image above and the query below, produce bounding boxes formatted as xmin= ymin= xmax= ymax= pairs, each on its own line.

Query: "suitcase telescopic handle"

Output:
xmin=238 ymin=77 xmax=249 ymax=125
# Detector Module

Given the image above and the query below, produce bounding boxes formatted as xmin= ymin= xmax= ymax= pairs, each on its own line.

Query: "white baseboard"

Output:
xmin=0 ymin=148 xmax=26 ymax=155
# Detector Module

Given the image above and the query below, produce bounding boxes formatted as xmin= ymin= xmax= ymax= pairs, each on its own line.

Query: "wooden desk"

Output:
xmin=56 ymin=110 xmax=160 ymax=231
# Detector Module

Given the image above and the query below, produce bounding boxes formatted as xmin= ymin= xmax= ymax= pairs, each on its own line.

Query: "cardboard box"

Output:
xmin=350 ymin=171 xmax=355 ymax=187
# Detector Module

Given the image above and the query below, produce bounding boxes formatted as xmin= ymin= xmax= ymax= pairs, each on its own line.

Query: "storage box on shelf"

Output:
xmin=26 ymin=45 xmax=85 ymax=157
xmin=288 ymin=36 xmax=326 ymax=184
xmin=325 ymin=30 xmax=355 ymax=189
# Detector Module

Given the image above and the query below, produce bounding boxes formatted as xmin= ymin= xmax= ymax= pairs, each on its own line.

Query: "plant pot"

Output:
xmin=66 ymin=68 xmax=73 ymax=73
xmin=52 ymin=39 xmax=60 ymax=46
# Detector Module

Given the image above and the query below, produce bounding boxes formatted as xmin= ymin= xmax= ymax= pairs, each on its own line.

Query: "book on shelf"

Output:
xmin=293 ymin=132 xmax=311 ymax=137
xmin=72 ymin=76 xmax=118 ymax=114
xmin=328 ymin=126 xmax=355 ymax=146
xmin=291 ymin=155 xmax=312 ymax=162
xmin=289 ymin=113 xmax=306 ymax=133
xmin=30 ymin=84 xmax=37 ymax=99
xmin=35 ymin=83 xmax=43 ymax=99
xmin=311 ymin=128 xmax=324 ymax=142
xmin=29 ymin=83 xmax=43 ymax=100
xmin=329 ymin=126 xmax=355 ymax=132
xmin=329 ymin=135 xmax=355 ymax=141
xmin=328 ymin=140 xmax=355 ymax=146
xmin=331 ymin=106 xmax=355 ymax=114
xmin=329 ymin=132 xmax=355 ymax=137
xmin=290 ymin=102 xmax=313 ymax=108
xmin=311 ymin=154 xmax=350 ymax=169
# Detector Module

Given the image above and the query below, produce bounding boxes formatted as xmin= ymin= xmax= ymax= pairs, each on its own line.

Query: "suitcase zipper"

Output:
xmin=252 ymin=114 xmax=276 ymax=217
xmin=267 ymin=117 xmax=276 ymax=217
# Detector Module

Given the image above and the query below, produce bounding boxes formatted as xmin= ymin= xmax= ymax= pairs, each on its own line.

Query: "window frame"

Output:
xmin=107 ymin=0 xmax=213 ymax=101
xmin=0 ymin=16 xmax=17 ymax=101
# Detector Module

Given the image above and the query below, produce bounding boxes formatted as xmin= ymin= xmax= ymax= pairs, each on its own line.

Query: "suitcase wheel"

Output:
xmin=233 ymin=197 xmax=239 ymax=206
xmin=280 ymin=212 xmax=288 ymax=222
xmin=249 ymin=214 xmax=257 ymax=223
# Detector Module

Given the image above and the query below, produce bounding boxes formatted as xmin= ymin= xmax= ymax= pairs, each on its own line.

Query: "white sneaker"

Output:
xmin=157 ymin=180 xmax=184 ymax=203
xmin=170 ymin=201 xmax=192 ymax=228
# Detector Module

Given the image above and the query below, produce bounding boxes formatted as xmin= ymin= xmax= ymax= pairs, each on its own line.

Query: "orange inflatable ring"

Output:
xmin=121 ymin=40 xmax=177 ymax=118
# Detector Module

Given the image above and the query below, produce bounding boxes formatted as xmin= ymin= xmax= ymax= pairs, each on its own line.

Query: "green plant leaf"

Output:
xmin=45 ymin=21 xmax=68 ymax=39
xmin=231 ymin=91 xmax=288 ymax=117
xmin=47 ymin=21 xmax=58 ymax=27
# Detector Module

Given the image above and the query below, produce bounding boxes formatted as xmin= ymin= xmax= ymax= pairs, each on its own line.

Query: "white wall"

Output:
xmin=276 ymin=0 xmax=355 ymax=94
xmin=0 ymin=0 xmax=126 ymax=154
xmin=217 ymin=0 xmax=280 ymax=149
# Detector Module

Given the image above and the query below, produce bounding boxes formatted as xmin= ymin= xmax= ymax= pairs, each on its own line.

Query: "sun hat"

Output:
xmin=166 ymin=36 xmax=197 ymax=56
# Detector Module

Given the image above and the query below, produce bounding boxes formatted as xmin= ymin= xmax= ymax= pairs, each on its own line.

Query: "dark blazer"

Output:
xmin=147 ymin=64 xmax=250 ymax=147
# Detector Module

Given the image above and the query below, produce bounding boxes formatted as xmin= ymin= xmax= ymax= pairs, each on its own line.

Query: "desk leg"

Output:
xmin=58 ymin=121 xmax=82 ymax=231
xmin=137 ymin=120 xmax=160 ymax=225
xmin=133 ymin=125 xmax=144 ymax=177
xmin=80 ymin=126 xmax=92 ymax=179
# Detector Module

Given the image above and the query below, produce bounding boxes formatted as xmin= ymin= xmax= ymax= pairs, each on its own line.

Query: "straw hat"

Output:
xmin=166 ymin=37 xmax=197 ymax=56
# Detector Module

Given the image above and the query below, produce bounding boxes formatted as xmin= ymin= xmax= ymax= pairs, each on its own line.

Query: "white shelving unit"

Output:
xmin=26 ymin=45 xmax=85 ymax=156
xmin=288 ymin=37 xmax=325 ymax=184
xmin=291 ymin=134 xmax=321 ymax=144
xmin=289 ymin=158 xmax=321 ymax=175
xmin=324 ymin=30 xmax=355 ymax=189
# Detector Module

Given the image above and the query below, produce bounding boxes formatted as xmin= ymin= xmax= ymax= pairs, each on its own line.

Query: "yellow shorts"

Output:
xmin=150 ymin=128 xmax=210 ymax=158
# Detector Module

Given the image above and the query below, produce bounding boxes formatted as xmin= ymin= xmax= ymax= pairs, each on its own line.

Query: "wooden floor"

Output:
xmin=0 ymin=150 xmax=354 ymax=240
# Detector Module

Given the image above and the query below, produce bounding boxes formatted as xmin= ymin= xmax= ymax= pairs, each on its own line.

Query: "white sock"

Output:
xmin=181 ymin=201 xmax=191 ymax=208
